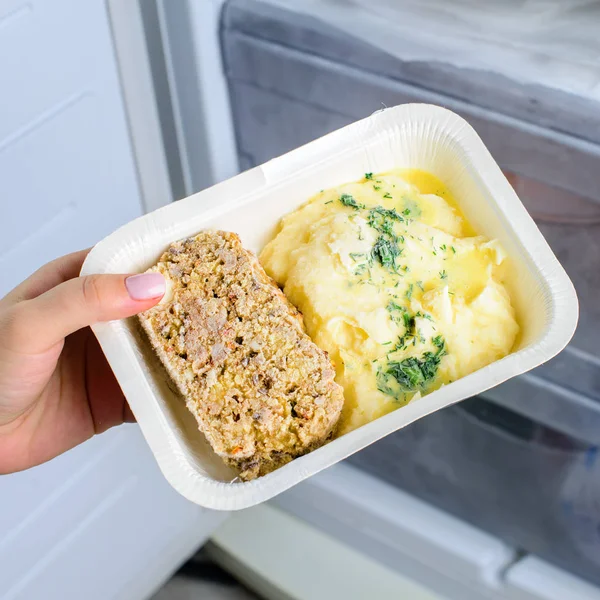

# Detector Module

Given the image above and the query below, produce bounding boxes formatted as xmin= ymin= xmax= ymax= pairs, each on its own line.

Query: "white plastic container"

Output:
xmin=81 ymin=104 xmax=578 ymax=510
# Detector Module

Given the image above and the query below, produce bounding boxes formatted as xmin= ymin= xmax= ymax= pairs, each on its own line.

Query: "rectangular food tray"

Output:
xmin=81 ymin=104 xmax=578 ymax=510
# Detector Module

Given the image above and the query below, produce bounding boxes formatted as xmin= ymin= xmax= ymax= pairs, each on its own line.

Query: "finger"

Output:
xmin=84 ymin=331 xmax=133 ymax=431
xmin=123 ymin=402 xmax=136 ymax=424
xmin=3 ymin=272 xmax=165 ymax=353
xmin=1 ymin=249 xmax=91 ymax=306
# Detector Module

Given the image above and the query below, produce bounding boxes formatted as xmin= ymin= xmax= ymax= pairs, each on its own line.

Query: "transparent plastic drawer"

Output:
xmin=348 ymin=397 xmax=600 ymax=586
xmin=504 ymin=171 xmax=600 ymax=366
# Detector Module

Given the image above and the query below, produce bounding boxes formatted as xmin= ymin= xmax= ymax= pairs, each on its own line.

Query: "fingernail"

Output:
xmin=125 ymin=273 xmax=166 ymax=301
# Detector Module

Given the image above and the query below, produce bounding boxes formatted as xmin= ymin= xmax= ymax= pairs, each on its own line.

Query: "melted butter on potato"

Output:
xmin=260 ymin=169 xmax=519 ymax=434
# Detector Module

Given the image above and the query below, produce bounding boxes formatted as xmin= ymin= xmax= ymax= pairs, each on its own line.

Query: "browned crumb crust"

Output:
xmin=138 ymin=231 xmax=344 ymax=480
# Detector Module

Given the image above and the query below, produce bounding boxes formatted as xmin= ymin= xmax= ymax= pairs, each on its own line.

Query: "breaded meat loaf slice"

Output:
xmin=138 ymin=231 xmax=344 ymax=480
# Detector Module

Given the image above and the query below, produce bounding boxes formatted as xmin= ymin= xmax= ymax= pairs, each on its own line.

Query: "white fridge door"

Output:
xmin=0 ymin=0 xmax=226 ymax=598
xmin=0 ymin=427 xmax=227 ymax=600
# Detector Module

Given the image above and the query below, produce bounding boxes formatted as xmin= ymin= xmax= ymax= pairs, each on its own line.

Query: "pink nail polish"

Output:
xmin=125 ymin=273 xmax=166 ymax=300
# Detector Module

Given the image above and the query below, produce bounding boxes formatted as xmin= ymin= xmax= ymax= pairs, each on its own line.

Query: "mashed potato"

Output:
xmin=260 ymin=170 xmax=519 ymax=434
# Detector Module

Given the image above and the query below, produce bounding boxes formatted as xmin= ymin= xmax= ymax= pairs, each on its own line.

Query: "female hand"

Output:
xmin=0 ymin=249 xmax=165 ymax=474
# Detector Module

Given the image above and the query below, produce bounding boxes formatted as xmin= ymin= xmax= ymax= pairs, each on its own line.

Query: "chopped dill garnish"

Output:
xmin=432 ymin=335 xmax=444 ymax=348
xmin=376 ymin=370 xmax=398 ymax=398
xmin=365 ymin=172 xmax=374 ymax=180
xmin=382 ymin=336 xmax=447 ymax=392
xmin=366 ymin=206 xmax=404 ymax=235
xmin=383 ymin=192 xmax=392 ymax=199
xmin=354 ymin=263 xmax=371 ymax=277
xmin=373 ymin=185 xmax=381 ymax=191
xmin=439 ymin=270 xmax=448 ymax=280
xmin=372 ymin=236 xmax=401 ymax=269
xmin=451 ymin=246 xmax=457 ymax=253
xmin=418 ymin=311 xmax=434 ymax=321
xmin=339 ymin=193 xmax=365 ymax=210
xmin=403 ymin=208 xmax=411 ymax=216
xmin=416 ymin=280 xmax=424 ymax=291
xmin=387 ymin=300 xmax=404 ymax=314
xmin=386 ymin=302 xmax=415 ymax=345
xmin=405 ymin=283 xmax=414 ymax=300
xmin=324 ymin=200 xmax=333 ymax=204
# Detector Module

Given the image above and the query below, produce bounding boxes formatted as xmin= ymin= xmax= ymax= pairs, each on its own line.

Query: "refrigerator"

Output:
xmin=2 ymin=1 xmax=600 ymax=598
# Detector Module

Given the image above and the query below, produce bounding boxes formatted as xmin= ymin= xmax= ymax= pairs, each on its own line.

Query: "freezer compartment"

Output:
xmin=221 ymin=4 xmax=600 ymax=434
xmin=222 ymin=1 xmax=600 ymax=202
xmin=347 ymin=396 xmax=600 ymax=587
xmin=223 ymin=0 xmax=600 ymax=146
xmin=483 ymin=373 xmax=600 ymax=449
xmin=270 ymin=463 xmax=516 ymax=600
xmin=504 ymin=171 xmax=600 ymax=362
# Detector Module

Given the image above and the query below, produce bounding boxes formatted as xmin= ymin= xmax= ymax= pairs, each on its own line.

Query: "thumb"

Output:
xmin=7 ymin=273 xmax=165 ymax=353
